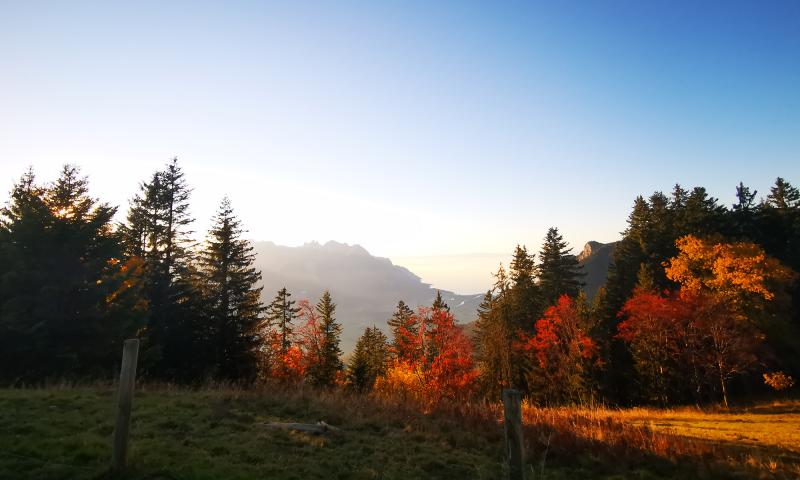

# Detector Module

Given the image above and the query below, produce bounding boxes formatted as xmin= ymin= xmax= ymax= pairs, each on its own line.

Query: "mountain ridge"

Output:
xmin=253 ymin=239 xmax=616 ymax=352
xmin=253 ymin=241 xmax=484 ymax=352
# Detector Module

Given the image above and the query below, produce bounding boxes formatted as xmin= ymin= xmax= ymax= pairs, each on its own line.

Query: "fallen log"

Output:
xmin=263 ymin=421 xmax=342 ymax=435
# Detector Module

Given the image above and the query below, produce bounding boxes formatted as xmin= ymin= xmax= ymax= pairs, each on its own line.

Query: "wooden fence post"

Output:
xmin=503 ymin=388 xmax=524 ymax=480
xmin=112 ymin=338 xmax=140 ymax=472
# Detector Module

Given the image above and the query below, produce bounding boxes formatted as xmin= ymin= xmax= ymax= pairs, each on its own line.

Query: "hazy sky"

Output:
xmin=1 ymin=1 xmax=799 ymax=293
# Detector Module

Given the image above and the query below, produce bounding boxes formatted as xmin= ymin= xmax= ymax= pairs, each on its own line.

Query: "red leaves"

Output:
xmin=516 ymin=295 xmax=596 ymax=403
xmin=521 ymin=295 xmax=596 ymax=369
xmin=617 ymin=287 xmax=761 ymax=405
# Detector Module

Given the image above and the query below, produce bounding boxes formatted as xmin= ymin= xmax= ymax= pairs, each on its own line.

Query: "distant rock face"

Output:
xmin=578 ymin=241 xmax=617 ymax=299
xmin=252 ymin=241 xmax=484 ymax=353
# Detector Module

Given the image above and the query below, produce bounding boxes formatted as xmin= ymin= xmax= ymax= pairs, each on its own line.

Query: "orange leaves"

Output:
xmin=665 ymin=235 xmax=796 ymax=302
xmin=379 ymin=307 xmax=478 ymax=407
xmin=263 ymin=299 xmax=320 ymax=383
xmin=374 ymin=360 xmax=426 ymax=404
xmin=270 ymin=339 xmax=306 ymax=382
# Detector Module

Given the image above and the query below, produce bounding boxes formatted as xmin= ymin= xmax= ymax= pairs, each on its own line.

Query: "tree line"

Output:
xmin=1 ymin=161 xmax=798 ymax=407
xmin=342 ymin=180 xmax=800 ymax=407
xmin=0 ymin=160 xmax=342 ymax=385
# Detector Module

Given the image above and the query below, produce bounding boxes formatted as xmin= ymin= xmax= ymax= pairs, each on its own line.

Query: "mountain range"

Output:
xmin=253 ymin=240 xmax=616 ymax=352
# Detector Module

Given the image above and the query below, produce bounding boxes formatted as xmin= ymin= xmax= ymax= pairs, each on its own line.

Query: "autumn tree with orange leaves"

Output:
xmin=377 ymin=307 xmax=478 ymax=407
xmin=619 ymin=235 xmax=796 ymax=406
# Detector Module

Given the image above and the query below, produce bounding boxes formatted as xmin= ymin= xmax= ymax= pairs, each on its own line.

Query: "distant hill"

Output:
xmin=252 ymin=241 xmax=484 ymax=352
xmin=577 ymin=241 xmax=617 ymax=299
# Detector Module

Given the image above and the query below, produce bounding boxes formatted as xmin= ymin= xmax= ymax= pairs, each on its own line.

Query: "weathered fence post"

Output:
xmin=502 ymin=388 xmax=524 ymax=480
xmin=112 ymin=338 xmax=140 ymax=472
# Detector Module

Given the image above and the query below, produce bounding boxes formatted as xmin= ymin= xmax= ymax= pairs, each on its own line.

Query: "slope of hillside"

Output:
xmin=253 ymin=241 xmax=484 ymax=351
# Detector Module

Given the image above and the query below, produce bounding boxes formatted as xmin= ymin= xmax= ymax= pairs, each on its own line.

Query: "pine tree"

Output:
xmin=0 ymin=166 xmax=146 ymax=381
xmin=432 ymin=290 xmax=450 ymax=312
xmin=387 ymin=300 xmax=417 ymax=361
xmin=731 ymin=182 xmax=759 ymax=240
xmin=198 ymin=197 xmax=266 ymax=382
xmin=121 ymin=158 xmax=200 ymax=379
xmin=473 ymin=290 xmax=511 ymax=398
xmin=765 ymin=177 xmax=800 ymax=210
xmin=734 ymin=182 xmax=758 ymax=213
xmin=266 ymin=287 xmax=299 ymax=353
xmin=308 ymin=290 xmax=343 ymax=387
xmin=508 ymin=244 xmax=540 ymax=331
xmin=347 ymin=326 xmax=389 ymax=392
xmin=759 ymin=177 xmax=800 ymax=334
xmin=537 ymin=227 xmax=584 ymax=307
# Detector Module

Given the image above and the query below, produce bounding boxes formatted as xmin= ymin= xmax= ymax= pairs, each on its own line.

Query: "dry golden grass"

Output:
xmin=513 ymin=400 xmax=800 ymax=479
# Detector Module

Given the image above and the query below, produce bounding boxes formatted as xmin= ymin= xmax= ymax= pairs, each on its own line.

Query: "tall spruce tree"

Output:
xmin=760 ymin=178 xmax=800 ymax=336
xmin=347 ymin=326 xmax=389 ymax=392
xmin=0 ymin=166 xmax=146 ymax=381
xmin=309 ymin=290 xmax=343 ymax=387
xmin=537 ymin=227 xmax=584 ymax=307
xmin=198 ymin=197 xmax=266 ymax=382
xmin=266 ymin=287 xmax=299 ymax=353
xmin=508 ymin=244 xmax=540 ymax=331
xmin=121 ymin=158 xmax=200 ymax=379
xmin=473 ymin=290 xmax=511 ymax=398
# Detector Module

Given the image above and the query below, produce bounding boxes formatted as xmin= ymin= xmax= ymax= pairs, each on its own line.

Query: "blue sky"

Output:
xmin=1 ymin=1 xmax=798 ymax=293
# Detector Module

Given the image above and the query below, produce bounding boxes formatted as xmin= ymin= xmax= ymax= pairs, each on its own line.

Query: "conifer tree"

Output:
xmin=759 ymin=177 xmax=800 ymax=332
xmin=387 ymin=300 xmax=417 ymax=361
xmin=308 ymin=290 xmax=343 ymax=387
xmin=508 ymin=244 xmax=540 ymax=331
xmin=537 ymin=227 xmax=584 ymax=307
xmin=765 ymin=177 xmax=800 ymax=209
xmin=732 ymin=182 xmax=759 ymax=240
xmin=266 ymin=287 xmax=299 ymax=352
xmin=432 ymin=290 xmax=450 ymax=312
xmin=0 ymin=166 xmax=146 ymax=381
xmin=121 ymin=158 xmax=199 ymax=379
xmin=473 ymin=290 xmax=511 ymax=398
xmin=347 ymin=326 xmax=389 ymax=392
xmin=198 ymin=197 xmax=266 ymax=382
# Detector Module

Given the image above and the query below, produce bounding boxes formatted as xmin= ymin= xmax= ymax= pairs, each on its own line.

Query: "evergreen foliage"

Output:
xmin=347 ymin=326 xmax=389 ymax=392
xmin=432 ymin=290 xmax=450 ymax=312
xmin=308 ymin=291 xmax=343 ymax=387
xmin=0 ymin=166 xmax=146 ymax=381
xmin=266 ymin=287 xmax=299 ymax=353
xmin=121 ymin=158 xmax=200 ymax=379
xmin=537 ymin=228 xmax=584 ymax=307
xmin=387 ymin=300 xmax=417 ymax=361
xmin=473 ymin=290 xmax=511 ymax=398
xmin=198 ymin=197 xmax=266 ymax=382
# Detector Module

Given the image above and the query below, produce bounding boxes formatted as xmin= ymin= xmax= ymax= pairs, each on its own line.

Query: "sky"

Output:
xmin=1 ymin=1 xmax=799 ymax=293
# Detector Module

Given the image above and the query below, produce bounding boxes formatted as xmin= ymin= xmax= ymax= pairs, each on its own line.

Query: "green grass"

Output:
xmin=0 ymin=386 xmax=507 ymax=480
xmin=1 ymin=386 xmax=797 ymax=479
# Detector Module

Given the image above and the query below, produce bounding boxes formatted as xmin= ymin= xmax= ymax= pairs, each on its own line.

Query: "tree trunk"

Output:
xmin=718 ymin=364 xmax=729 ymax=408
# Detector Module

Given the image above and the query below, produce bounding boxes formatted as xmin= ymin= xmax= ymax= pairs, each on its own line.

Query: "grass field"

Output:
xmin=0 ymin=386 xmax=798 ymax=479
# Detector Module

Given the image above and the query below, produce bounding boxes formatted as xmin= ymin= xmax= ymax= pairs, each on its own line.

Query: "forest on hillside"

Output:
xmin=0 ymin=159 xmax=798 ymax=408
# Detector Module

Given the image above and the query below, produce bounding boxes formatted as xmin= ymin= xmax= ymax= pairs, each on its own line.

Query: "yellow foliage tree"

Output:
xmin=664 ymin=235 xmax=796 ymax=309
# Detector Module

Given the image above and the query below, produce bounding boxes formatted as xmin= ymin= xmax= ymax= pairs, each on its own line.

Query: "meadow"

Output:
xmin=0 ymin=386 xmax=798 ymax=479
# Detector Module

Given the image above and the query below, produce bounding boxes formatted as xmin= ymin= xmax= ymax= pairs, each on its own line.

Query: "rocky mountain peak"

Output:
xmin=578 ymin=241 xmax=604 ymax=262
